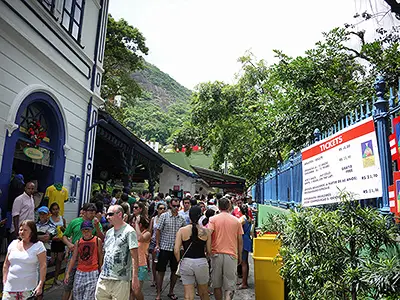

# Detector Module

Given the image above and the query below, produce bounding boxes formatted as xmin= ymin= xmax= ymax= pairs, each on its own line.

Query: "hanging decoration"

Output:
xmin=27 ymin=120 xmax=47 ymax=146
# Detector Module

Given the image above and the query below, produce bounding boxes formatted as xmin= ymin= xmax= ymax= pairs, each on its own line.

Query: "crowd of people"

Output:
xmin=2 ymin=181 xmax=257 ymax=300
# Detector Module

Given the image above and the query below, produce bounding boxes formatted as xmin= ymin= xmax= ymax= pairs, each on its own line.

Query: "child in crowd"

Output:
xmin=49 ymin=202 xmax=66 ymax=285
xmin=201 ymin=209 xmax=216 ymax=228
xmin=36 ymin=206 xmax=57 ymax=258
xmin=132 ymin=217 xmax=151 ymax=300
xmin=64 ymin=220 xmax=103 ymax=300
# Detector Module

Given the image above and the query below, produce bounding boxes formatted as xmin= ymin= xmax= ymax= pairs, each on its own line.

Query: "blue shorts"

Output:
xmin=138 ymin=266 xmax=149 ymax=281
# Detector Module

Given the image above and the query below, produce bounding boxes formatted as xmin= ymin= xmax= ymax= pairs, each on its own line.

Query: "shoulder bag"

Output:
xmin=175 ymin=241 xmax=192 ymax=277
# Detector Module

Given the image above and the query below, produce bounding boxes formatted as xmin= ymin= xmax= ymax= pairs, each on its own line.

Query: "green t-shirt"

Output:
xmin=63 ymin=217 xmax=103 ymax=244
xmin=128 ymin=196 xmax=136 ymax=205
xmin=100 ymin=224 xmax=138 ymax=281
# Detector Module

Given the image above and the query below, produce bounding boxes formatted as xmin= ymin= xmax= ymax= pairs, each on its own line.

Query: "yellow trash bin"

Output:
xmin=253 ymin=234 xmax=284 ymax=300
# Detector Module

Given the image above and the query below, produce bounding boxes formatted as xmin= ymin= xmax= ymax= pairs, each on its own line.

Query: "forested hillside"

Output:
xmin=132 ymin=62 xmax=192 ymax=111
xmin=102 ymin=16 xmax=192 ymax=147
xmin=123 ymin=61 xmax=192 ymax=145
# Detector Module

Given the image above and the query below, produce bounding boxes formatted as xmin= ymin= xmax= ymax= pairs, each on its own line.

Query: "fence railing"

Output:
xmin=252 ymin=76 xmax=400 ymax=212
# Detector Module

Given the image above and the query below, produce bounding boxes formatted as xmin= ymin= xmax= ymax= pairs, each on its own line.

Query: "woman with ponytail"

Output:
xmin=201 ymin=209 xmax=216 ymax=228
xmin=238 ymin=204 xmax=253 ymax=289
xmin=174 ymin=206 xmax=211 ymax=300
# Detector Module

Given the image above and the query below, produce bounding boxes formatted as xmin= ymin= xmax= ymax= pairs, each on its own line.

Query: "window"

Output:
xmin=61 ymin=0 xmax=85 ymax=41
xmin=20 ymin=103 xmax=49 ymax=135
xmin=37 ymin=0 xmax=56 ymax=13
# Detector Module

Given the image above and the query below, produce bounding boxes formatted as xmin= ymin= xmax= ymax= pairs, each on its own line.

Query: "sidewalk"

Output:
xmin=44 ymin=257 xmax=255 ymax=299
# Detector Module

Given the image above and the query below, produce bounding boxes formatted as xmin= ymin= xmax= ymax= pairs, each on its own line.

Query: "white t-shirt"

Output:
xmin=178 ymin=210 xmax=190 ymax=225
xmin=3 ymin=240 xmax=46 ymax=292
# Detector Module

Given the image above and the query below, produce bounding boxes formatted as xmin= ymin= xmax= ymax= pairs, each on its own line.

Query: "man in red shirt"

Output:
xmin=232 ymin=197 xmax=253 ymax=220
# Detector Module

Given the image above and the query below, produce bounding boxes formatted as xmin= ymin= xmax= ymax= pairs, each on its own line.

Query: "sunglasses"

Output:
xmin=158 ymin=207 xmax=166 ymax=210
xmin=171 ymin=205 xmax=180 ymax=208
xmin=133 ymin=206 xmax=139 ymax=209
xmin=106 ymin=212 xmax=115 ymax=217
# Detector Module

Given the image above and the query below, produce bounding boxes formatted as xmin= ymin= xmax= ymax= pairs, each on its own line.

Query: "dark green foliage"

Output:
xmin=277 ymin=193 xmax=400 ymax=300
xmin=102 ymin=15 xmax=149 ymax=103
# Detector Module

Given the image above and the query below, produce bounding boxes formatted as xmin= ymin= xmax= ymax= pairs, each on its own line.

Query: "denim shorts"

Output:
xmin=138 ymin=266 xmax=149 ymax=281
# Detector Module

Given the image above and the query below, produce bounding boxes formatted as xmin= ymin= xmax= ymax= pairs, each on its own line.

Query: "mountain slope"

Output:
xmin=124 ymin=61 xmax=192 ymax=145
xmin=132 ymin=61 xmax=192 ymax=111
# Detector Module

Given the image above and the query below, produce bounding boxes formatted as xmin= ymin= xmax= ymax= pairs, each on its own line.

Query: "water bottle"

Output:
xmin=154 ymin=248 xmax=160 ymax=263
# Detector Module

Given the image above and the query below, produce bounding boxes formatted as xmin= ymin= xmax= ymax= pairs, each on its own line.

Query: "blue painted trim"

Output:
xmin=0 ymin=92 xmax=66 ymax=214
xmin=79 ymin=0 xmax=106 ymax=209
xmin=97 ymin=1 xmax=108 ymax=64
xmin=4 ymin=0 xmax=91 ymax=78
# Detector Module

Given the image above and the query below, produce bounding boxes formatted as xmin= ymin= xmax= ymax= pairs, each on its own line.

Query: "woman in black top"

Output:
xmin=174 ymin=206 xmax=211 ymax=300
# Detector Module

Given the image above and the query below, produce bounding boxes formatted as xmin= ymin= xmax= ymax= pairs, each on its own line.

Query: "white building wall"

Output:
xmin=159 ymin=164 xmax=197 ymax=196
xmin=0 ymin=0 xmax=107 ymax=222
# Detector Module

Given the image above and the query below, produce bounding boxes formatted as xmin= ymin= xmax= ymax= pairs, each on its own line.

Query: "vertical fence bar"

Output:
xmin=360 ymin=104 xmax=365 ymax=120
xmin=260 ymin=176 xmax=263 ymax=205
xmin=389 ymin=87 xmax=395 ymax=127
xmin=290 ymin=150 xmax=294 ymax=208
xmin=314 ymin=128 xmax=321 ymax=143
xmin=374 ymin=76 xmax=391 ymax=212
xmin=366 ymin=100 xmax=371 ymax=117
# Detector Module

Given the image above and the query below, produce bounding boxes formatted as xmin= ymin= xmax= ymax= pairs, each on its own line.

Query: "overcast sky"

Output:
xmin=109 ymin=0 xmax=393 ymax=90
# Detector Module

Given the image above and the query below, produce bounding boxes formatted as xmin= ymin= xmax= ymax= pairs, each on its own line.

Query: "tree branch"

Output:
xmin=384 ymin=0 xmax=400 ymax=14
xmin=343 ymin=46 xmax=370 ymax=61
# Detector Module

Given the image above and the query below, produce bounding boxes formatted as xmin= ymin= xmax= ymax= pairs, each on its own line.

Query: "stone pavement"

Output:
xmin=44 ymin=256 xmax=255 ymax=299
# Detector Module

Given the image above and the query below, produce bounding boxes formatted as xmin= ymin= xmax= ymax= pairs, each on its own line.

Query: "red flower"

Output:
xmin=27 ymin=119 xmax=46 ymax=147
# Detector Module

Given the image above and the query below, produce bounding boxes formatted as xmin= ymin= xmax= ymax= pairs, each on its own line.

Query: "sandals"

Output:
xmin=167 ymin=294 xmax=178 ymax=300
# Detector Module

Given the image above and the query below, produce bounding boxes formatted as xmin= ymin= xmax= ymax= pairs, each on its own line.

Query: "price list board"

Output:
xmin=301 ymin=117 xmax=382 ymax=207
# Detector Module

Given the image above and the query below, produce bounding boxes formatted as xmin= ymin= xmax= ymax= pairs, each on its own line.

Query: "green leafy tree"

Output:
xmin=178 ymin=27 xmax=376 ymax=185
xmin=101 ymin=15 xmax=149 ymax=103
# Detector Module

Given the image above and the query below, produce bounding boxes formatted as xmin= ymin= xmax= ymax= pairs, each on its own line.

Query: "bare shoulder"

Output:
xmin=198 ymin=227 xmax=207 ymax=237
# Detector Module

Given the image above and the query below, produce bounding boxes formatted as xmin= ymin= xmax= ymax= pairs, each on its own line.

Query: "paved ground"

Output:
xmin=44 ymin=256 xmax=255 ymax=299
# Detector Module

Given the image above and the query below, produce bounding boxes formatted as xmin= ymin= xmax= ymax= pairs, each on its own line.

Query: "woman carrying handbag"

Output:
xmin=174 ymin=206 xmax=211 ymax=300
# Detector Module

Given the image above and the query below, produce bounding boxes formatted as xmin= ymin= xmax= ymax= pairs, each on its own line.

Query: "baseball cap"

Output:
xmin=37 ymin=206 xmax=50 ymax=214
xmin=208 ymin=199 xmax=216 ymax=205
xmin=81 ymin=220 xmax=94 ymax=230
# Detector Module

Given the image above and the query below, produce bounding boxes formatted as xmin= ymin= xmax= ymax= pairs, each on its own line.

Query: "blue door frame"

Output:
xmin=0 ymin=92 xmax=66 ymax=217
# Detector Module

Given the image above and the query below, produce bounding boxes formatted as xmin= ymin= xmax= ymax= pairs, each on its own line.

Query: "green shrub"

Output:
xmin=274 ymin=192 xmax=400 ymax=300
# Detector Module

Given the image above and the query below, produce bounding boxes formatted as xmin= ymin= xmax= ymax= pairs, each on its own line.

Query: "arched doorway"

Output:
xmin=0 ymin=92 xmax=66 ymax=213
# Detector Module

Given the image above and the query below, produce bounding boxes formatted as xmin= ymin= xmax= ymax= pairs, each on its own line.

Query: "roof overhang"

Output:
xmin=190 ymin=165 xmax=245 ymax=192
xmin=92 ymin=111 xmax=169 ymax=183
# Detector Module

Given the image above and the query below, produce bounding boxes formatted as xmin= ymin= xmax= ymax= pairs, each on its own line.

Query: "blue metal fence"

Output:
xmin=252 ymin=76 xmax=400 ymax=212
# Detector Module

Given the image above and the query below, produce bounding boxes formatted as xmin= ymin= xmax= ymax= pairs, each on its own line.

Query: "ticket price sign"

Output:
xmin=301 ymin=117 xmax=382 ymax=207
